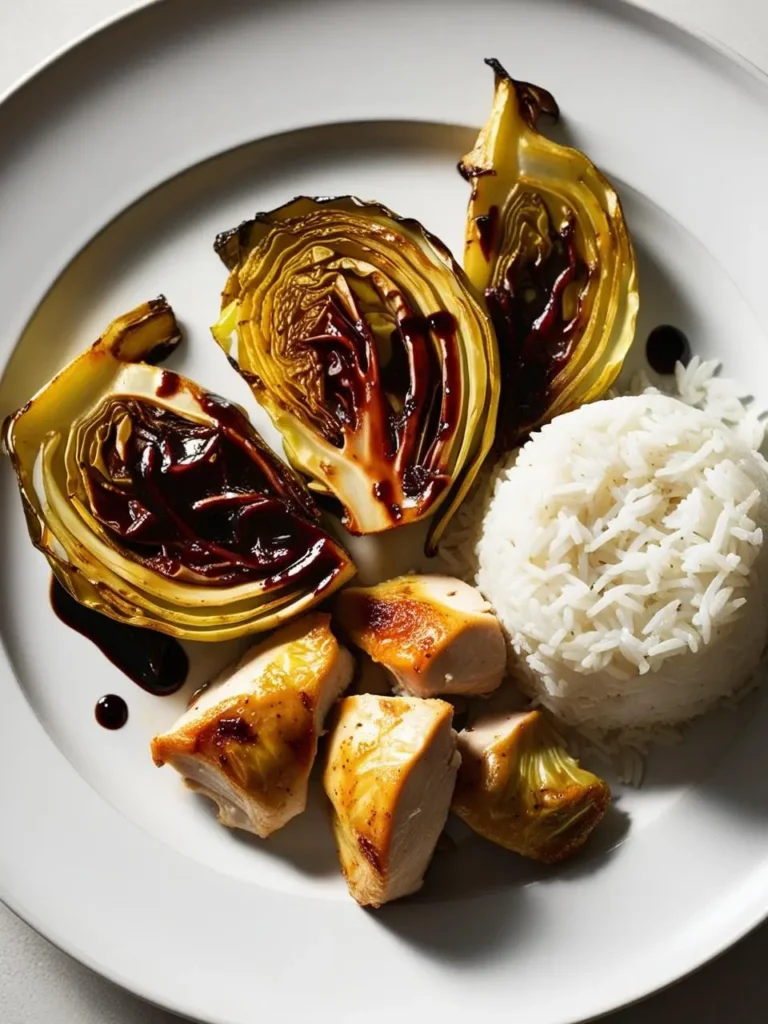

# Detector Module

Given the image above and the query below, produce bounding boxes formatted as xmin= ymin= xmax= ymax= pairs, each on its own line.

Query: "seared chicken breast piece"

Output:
xmin=324 ymin=694 xmax=460 ymax=907
xmin=335 ymin=575 xmax=506 ymax=698
xmin=452 ymin=709 xmax=610 ymax=864
xmin=151 ymin=613 xmax=354 ymax=838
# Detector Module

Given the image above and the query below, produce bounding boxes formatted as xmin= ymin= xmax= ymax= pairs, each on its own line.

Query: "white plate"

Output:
xmin=2 ymin=1 xmax=768 ymax=1022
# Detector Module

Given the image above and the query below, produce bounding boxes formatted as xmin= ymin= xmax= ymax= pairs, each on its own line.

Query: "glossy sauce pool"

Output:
xmin=50 ymin=577 xmax=189 ymax=700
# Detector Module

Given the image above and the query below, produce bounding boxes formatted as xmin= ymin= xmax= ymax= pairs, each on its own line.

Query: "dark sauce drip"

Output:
xmin=156 ymin=370 xmax=182 ymax=398
xmin=298 ymin=299 xmax=459 ymax=518
xmin=95 ymin=694 xmax=129 ymax=730
xmin=303 ymin=299 xmax=371 ymax=447
xmin=646 ymin=325 xmax=691 ymax=375
xmin=372 ymin=479 xmax=403 ymax=521
xmin=457 ymin=162 xmax=497 ymax=198
xmin=51 ymin=578 xmax=188 ymax=695
xmin=475 ymin=205 xmax=499 ymax=260
xmin=457 ymin=162 xmax=497 ymax=183
xmin=82 ymin=394 xmax=344 ymax=591
xmin=401 ymin=463 xmax=433 ymax=499
xmin=142 ymin=297 xmax=181 ymax=366
xmin=486 ymin=215 xmax=590 ymax=451
xmin=396 ymin=311 xmax=460 ymax=471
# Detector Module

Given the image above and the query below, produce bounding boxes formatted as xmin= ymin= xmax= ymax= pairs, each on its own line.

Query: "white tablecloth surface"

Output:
xmin=2 ymin=1 xmax=768 ymax=1021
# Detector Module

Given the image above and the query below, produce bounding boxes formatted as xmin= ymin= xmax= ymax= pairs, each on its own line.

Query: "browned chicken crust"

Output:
xmin=152 ymin=613 xmax=353 ymax=837
xmin=325 ymin=694 xmax=460 ymax=906
xmin=336 ymin=575 xmax=505 ymax=698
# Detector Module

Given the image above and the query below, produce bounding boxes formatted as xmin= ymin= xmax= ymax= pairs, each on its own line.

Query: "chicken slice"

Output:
xmin=452 ymin=709 xmax=610 ymax=864
xmin=335 ymin=574 xmax=505 ymax=698
xmin=151 ymin=613 xmax=354 ymax=838
xmin=324 ymin=693 xmax=460 ymax=907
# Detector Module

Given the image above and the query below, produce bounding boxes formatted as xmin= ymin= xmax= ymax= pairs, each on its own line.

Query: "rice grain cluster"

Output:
xmin=476 ymin=393 xmax=768 ymax=734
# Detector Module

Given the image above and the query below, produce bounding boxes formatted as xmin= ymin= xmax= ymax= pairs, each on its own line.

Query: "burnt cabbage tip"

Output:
xmin=3 ymin=298 xmax=355 ymax=641
xmin=459 ymin=58 xmax=639 ymax=450
xmin=211 ymin=196 xmax=499 ymax=552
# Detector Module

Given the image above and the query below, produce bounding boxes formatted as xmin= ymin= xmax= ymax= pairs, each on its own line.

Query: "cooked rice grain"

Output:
xmin=476 ymin=393 xmax=768 ymax=734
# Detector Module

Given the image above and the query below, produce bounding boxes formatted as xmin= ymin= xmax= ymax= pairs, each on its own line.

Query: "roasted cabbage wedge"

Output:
xmin=4 ymin=298 xmax=355 ymax=641
xmin=212 ymin=196 xmax=499 ymax=549
xmin=460 ymin=59 xmax=639 ymax=449
xmin=452 ymin=709 xmax=610 ymax=863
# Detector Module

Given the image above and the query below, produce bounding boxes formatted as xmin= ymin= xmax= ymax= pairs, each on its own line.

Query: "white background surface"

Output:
xmin=1 ymin=1 xmax=768 ymax=1022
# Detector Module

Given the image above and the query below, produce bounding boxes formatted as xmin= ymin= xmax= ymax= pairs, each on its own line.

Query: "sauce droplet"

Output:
xmin=95 ymin=694 xmax=128 ymax=730
xmin=50 ymin=578 xmax=188 ymax=696
xmin=646 ymin=325 xmax=691 ymax=375
xmin=475 ymin=205 xmax=499 ymax=260
xmin=155 ymin=369 xmax=182 ymax=398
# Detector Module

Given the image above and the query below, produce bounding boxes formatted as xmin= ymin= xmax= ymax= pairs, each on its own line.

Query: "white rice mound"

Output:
xmin=475 ymin=391 xmax=768 ymax=736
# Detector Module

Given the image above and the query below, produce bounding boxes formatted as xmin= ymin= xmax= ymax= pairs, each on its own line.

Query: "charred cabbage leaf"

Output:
xmin=452 ymin=709 xmax=610 ymax=863
xmin=4 ymin=299 xmax=354 ymax=641
xmin=212 ymin=196 xmax=499 ymax=549
xmin=460 ymin=59 xmax=639 ymax=449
